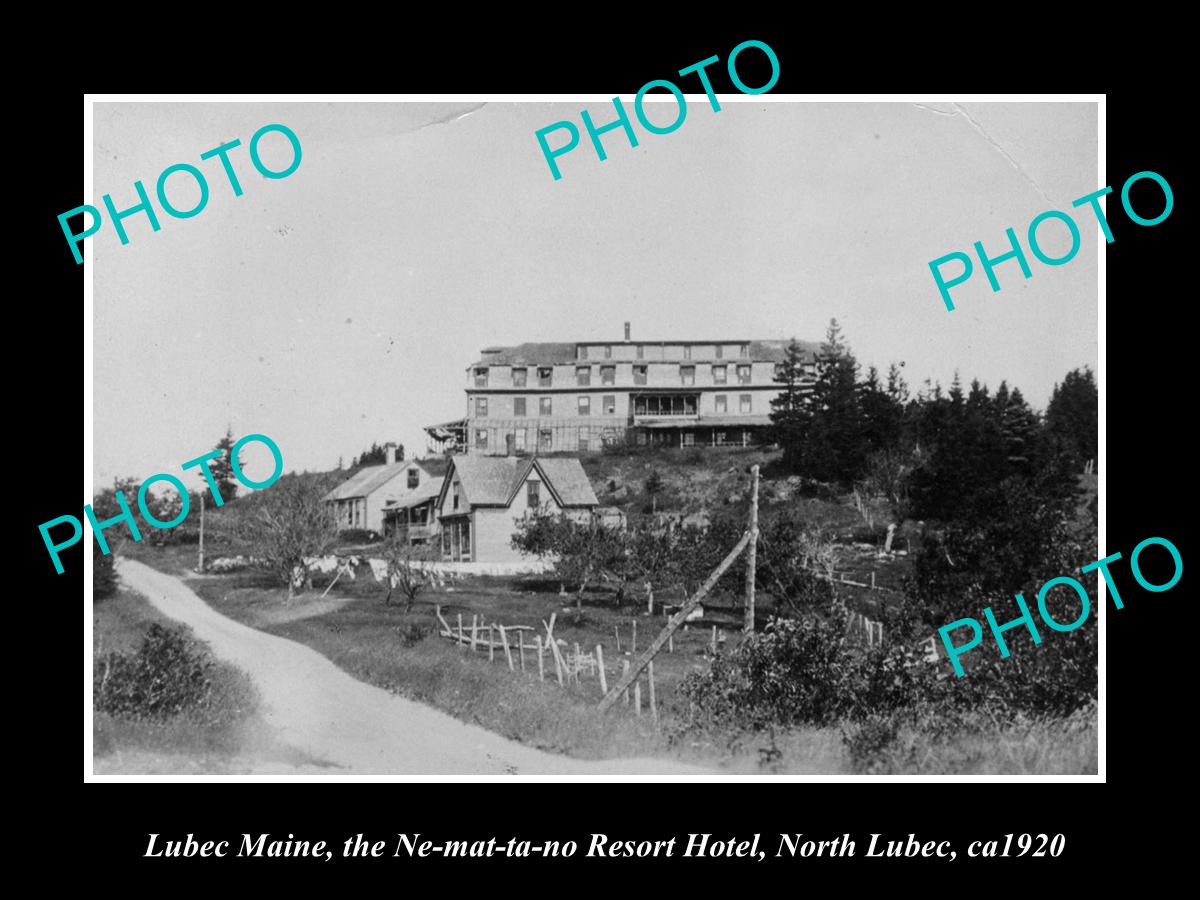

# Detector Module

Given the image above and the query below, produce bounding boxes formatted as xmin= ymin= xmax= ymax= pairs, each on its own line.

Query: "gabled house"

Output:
xmin=322 ymin=446 xmax=447 ymax=534
xmin=435 ymin=456 xmax=599 ymax=562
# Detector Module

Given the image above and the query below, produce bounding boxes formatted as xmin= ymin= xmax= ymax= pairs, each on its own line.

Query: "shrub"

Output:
xmin=842 ymin=713 xmax=903 ymax=773
xmin=395 ymin=622 xmax=430 ymax=647
xmin=338 ymin=529 xmax=380 ymax=545
xmin=94 ymin=542 xmax=117 ymax=599
xmin=96 ymin=624 xmax=221 ymax=720
xmin=677 ymin=613 xmax=855 ymax=733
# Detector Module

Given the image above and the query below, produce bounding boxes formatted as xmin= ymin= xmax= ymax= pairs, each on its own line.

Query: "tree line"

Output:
xmin=769 ymin=319 xmax=1097 ymax=519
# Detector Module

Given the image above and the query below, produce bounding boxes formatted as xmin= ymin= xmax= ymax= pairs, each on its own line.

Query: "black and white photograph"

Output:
xmin=81 ymin=96 xmax=1101 ymax=778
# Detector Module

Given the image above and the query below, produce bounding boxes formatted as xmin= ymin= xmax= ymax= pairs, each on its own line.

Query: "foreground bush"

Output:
xmin=95 ymin=624 xmax=254 ymax=727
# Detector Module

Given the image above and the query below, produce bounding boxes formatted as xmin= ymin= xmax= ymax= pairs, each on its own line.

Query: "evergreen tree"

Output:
xmin=768 ymin=337 xmax=812 ymax=472
xmin=858 ymin=365 xmax=903 ymax=456
xmin=999 ymin=387 xmax=1040 ymax=475
xmin=353 ymin=442 xmax=405 ymax=466
xmin=209 ymin=426 xmax=241 ymax=502
xmin=803 ymin=319 xmax=865 ymax=483
xmin=1043 ymin=367 xmax=1098 ymax=471
xmin=886 ymin=363 xmax=909 ymax=404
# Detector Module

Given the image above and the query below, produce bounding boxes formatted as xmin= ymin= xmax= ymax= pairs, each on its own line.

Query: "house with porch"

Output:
xmin=435 ymin=455 xmax=599 ymax=562
xmin=322 ymin=445 xmax=447 ymax=535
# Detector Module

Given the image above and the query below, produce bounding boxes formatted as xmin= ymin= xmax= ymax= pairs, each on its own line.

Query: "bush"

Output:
xmin=95 ymin=624 xmax=241 ymax=723
xmin=677 ymin=613 xmax=856 ymax=733
xmin=842 ymin=713 xmax=902 ymax=773
xmin=338 ymin=529 xmax=380 ymax=545
xmin=94 ymin=543 xmax=117 ymax=599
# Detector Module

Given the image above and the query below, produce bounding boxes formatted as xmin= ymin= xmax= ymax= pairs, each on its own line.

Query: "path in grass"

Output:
xmin=116 ymin=558 xmax=707 ymax=776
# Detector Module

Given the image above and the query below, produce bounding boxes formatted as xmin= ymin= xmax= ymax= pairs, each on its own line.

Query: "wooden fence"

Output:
xmin=433 ymin=606 xmax=672 ymax=722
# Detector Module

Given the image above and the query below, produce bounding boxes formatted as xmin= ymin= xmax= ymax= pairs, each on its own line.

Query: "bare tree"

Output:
xmin=384 ymin=542 xmax=440 ymax=613
xmin=238 ymin=475 xmax=338 ymax=602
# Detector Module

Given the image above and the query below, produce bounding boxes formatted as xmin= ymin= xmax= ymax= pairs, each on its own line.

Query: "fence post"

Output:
xmin=489 ymin=625 xmax=495 ymax=663
xmin=500 ymin=625 xmax=513 ymax=670
xmin=536 ymin=635 xmax=545 ymax=681
xmin=622 ymin=660 xmax=630 ymax=705
xmin=470 ymin=615 xmax=478 ymax=651
xmin=599 ymin=530 xmax=752 ymax=713
xmin=648 ymin=661 xmax=658 ymax=726
xmin=634 ymin=681 xmax=642 ymax=717
xmin=518 ymin=630 xmax=526 ymax=672
xmin=596 ymin=644 xmax=608 ymax=694
xmin=744 ymin=464 xmax=759 ymax=633
xmin=632 ymin=620 xmax=637 ymax=654
xmin=614 ymin=624 xmax=621 ymax=653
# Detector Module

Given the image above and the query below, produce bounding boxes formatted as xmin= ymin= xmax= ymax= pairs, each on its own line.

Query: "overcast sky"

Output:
xmin=92 ymin=99 xmax=1097 ymax=489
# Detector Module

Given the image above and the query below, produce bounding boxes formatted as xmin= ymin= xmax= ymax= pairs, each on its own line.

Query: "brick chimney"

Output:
xmin=385 ymin=442 xmax=397 ymax=465
xmin=624 ymin=321 xmax=631 ymax=341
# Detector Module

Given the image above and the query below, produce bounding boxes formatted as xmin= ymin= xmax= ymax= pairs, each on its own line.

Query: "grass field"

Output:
xmin=118 ymin=541 xmax=1095 ymax=774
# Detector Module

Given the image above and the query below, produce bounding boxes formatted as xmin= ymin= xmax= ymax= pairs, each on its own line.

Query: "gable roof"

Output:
xmin=438 ymin=455 xmax=598 ymax=510
xmin=322 ymin=459 xmax=441 ymax=502
xmin=526 ymin=458 xmax=599 ymax=507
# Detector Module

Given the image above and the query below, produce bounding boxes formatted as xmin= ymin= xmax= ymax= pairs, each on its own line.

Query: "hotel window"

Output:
xmin=474 ymin=367 xmax=488 ymax=387
xmin=407 ymin=468 xmax=419 ymax=489
xmin=715 ymin=431 xmax=727 ymax=445
xmin=715 ymin=345 xmax=724 ymax=359
xmin=513 ymin=397 xmax=526 ymax=417
xmin=527 ymin=480 xmax=540 ymax=507
xmin=715 ymin=395 xmax=727 ymax=413
xmin=600 ymin=365 xmax=615 ymax=385
xmin=682 ymin=431 xmax=695 ymax=447
xmin=514 ymin=429 xmax=527 ymax=452
xmin=636 ymin=344 xmax=645 ymax=359
xmin=578 ymin=345 xmax=588 ymax=360
xmin=739 ymin=343 xmax=750 ymax=357
xmin=453 ymin=484 xmax=461 ymax=511
xmin=475 ymin=397 xmax=488 ymax=417
xmin=539 ymin=429 xmax=553 ymax=451
xmin=475 ymin=429 xmax=488 ymax=450
xmin=538 ymin=366 xmax=553 ymax=386
xmin=740 ymin=394 xmax=752 ymax=413
xmin=604 ymin=345 xmax=612 ymax=359
xmin=578 ymin=396 xmax=591 ymax=415
xmin=634 ymin=364 xmax=648 ymax=385
xmin=576 ymin=366 xmax=591 ymax=386
xmin=713 ymin=364 xmax=727 ymax=384
xmin=683 ymin=345 xmax=692 ymax=359
xmin=684 ymin=396 xmax=696 ymax=415
xmin=803 ymin=362 xmax=817 ymax=376
xmin=680 ymin=365 xmax=695 ymax=386
xmin=540 ymin=397 xmax=552 ymax=416
xmin=578 ymin=434 xmax=590 ymax=451
xmin=774 ymin=363 xmax=785 ymax=378
xmin=737 ymin=364 xmax=751 ymax=384
xmin=512 ymin=367 xmax=527 ymax=387
xmin=602 ymin=395 xmax=616 ymax=415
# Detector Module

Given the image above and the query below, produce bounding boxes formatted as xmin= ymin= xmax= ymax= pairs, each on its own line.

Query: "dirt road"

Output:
xmin=114 ymin=559 xmax=707 ymax=776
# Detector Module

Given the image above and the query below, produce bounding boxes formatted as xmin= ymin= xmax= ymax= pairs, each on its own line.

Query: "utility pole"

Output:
xmin=197 ymin=492 xmax=205 ymax=573
xmin=744 ymin=464 xmax=759 ymax=634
